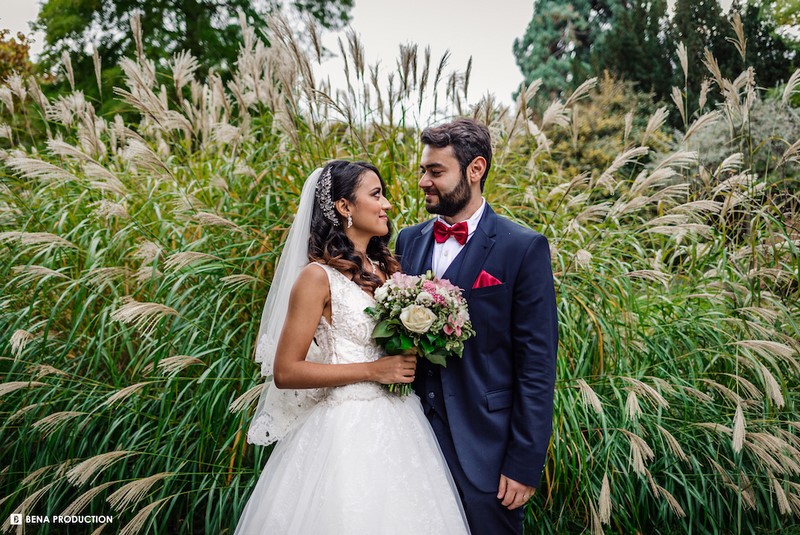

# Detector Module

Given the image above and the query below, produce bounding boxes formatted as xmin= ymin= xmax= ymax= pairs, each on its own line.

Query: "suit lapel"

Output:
xmin=406 ymin=220 xmax=436 ymax=276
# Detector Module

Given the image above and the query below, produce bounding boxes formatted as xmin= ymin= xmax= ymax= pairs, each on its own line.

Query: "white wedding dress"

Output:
xmin=235 ymin=263 xmax=470 ymax=535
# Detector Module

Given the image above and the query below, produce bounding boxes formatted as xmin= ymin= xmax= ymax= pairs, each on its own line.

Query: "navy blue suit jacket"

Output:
xmin=395 ymin=204 xmax=557 ymax=492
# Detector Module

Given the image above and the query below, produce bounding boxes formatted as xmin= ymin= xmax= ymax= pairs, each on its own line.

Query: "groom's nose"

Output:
xmin=418 ymin=173 xmax=431 ymax=189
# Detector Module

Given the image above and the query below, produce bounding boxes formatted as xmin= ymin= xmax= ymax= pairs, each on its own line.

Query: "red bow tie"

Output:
xmin=433 ymin=220 xmax=468 ymax=245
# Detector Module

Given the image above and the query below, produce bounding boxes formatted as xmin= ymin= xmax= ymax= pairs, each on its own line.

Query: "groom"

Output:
xmin=395 ymin=119 xmax=558 ymax=534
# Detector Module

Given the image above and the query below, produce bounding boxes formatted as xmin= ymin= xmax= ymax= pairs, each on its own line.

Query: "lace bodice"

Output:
xmin=247 ymin=263 xmax=387 ymax=446
xmin=312 ymin=263 xmax=386 ymax=404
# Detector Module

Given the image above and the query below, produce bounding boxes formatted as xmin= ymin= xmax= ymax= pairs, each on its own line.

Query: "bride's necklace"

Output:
xmin=366 ymin=256 xmax=378 ymax=274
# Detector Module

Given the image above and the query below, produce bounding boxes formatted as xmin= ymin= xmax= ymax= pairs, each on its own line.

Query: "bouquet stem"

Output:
xmin=385 ymin=383 xmax=414 ymax=396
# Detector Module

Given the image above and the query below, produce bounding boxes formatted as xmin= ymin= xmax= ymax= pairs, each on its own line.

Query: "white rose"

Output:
xmin=399 ymin=305 xmax=437 ymax=334
xmin=415 ymin=291 xmax=435 ymax=305
xmin=374 ymin=285 xmax=389 ymax=302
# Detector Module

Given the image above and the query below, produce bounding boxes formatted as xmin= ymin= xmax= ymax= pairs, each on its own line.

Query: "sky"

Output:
xmin=321 ymin=0 xmax=534 ymax=105
xmin=0 ymin=0 xmax=533 ymax=106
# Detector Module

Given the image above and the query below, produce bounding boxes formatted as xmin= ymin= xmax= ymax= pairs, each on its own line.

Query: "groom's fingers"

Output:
xmin=501 ymin=488 xmax=517 ymax=507
xmin=497 ymin=475 xmax=508 ymax=500
xmin=507 ymin=492 xmax=527 ymax=510
xmin=498 ymin=475 xmax=533 ymax=509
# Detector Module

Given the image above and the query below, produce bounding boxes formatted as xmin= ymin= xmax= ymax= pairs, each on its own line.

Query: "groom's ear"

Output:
xmin=467 ymin=156 xmax=487 ymax=185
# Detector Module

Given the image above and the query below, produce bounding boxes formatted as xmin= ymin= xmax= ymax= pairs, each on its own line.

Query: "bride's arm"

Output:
xmin=272 ymin=264 xmax=416 ymax=389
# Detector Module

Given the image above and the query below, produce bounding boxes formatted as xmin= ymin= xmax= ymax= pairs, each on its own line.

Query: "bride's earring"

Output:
xmin=347 ymin=214 xmax=353 ymax=228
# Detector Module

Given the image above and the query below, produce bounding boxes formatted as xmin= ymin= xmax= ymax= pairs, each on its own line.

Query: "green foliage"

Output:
xmin=685 ymin=96 xmax=800 ymax=178
xmin=735 ymin=0 xmax=800 ymax=89
xmin=515 ymin=0 xmax=800 ymax=110
xmin=591 ymin=0 xmax=674 ymax=103
xmin=775 ymin=0 xmax=800 ymax=25
xmin=672 ymin=0 xmax=733 ymax=83
xmin=35 ymin=0 xmax=351 ymax=69
xmin=513 ymin=0 xmax=606 ymax=98
xmin=541 ymin=73 xmax=673 ymax=179
xmin=32 ymin=0 xmax=353 ymax=117
xmin=1 ymin=12 xmax=800 ymax=535
xmin=0 ymin=30 xmax=33 ymax=80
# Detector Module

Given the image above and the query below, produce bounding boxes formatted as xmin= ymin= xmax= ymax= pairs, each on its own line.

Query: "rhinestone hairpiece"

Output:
xmin=316 ymin=167 xmax=339 ymax=226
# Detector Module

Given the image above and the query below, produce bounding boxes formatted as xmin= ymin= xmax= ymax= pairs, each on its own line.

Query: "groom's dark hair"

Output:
xmin=421 ymin=118 xmax=492 ymax=191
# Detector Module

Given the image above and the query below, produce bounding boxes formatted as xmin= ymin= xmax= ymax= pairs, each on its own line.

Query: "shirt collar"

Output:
xmin=437 ymin=197 xmax=486 ymax=236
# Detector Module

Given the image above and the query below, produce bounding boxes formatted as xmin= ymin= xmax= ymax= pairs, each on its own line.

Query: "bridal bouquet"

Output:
xmin=365 ymin=271 xmax=475 ymax=395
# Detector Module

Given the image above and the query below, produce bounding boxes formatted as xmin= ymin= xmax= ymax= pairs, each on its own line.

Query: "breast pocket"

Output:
xmin=470 ymin=282 xmax=507 ymax=299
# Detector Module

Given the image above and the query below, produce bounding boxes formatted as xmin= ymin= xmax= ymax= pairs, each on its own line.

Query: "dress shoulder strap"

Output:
xmin=308 ymin=261 xmax=350 ymax=287
xmin=307 ymin=262 xmax=345 ymax=322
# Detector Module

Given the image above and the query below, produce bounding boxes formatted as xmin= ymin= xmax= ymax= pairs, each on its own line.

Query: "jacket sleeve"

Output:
xmin=501 ymin=233 xmax=558 ymax=488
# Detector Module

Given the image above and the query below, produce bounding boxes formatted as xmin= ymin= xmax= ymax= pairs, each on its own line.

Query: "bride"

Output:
xmin=235 ymin=161 xmax=470 ymax=534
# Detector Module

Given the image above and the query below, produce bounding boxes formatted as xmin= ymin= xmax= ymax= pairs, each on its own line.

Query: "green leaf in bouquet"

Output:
xmin=398 ymin=333 xmax=414 ymax=350
xmin=372 ymin=320 xmax=395 ymax=340
xmin=426 ymin=352 xmax=448 ymax=367
xmin=420 ymin=336 xmax=434 ymax=354
xmin=364 ymin=306 xmax=377 ymax=318
xmin=385 ymin=335 xmax=404 ymax=354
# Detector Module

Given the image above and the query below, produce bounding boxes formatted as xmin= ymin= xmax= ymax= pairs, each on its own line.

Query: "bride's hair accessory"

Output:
xmin=316 ymin=166 xmax=339 ymax=227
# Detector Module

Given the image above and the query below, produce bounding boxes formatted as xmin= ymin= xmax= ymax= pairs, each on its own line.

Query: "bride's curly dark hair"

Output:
xmin=309 ymin=160 xmax=401 ymax=293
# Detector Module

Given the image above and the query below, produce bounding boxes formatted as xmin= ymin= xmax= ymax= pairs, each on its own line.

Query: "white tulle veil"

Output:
xmin=247 ymin=168 xmax=326 ymax=446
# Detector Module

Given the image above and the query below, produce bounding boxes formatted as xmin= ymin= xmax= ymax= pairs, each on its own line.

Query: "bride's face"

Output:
xmin=347 ymin=171 xmax=391 ymax=237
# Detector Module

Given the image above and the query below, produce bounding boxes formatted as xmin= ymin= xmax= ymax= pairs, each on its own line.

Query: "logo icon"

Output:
xmin=9 ymin=514 xmax=22 ymax=525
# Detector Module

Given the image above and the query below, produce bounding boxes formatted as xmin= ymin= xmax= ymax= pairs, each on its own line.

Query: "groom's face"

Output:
xmin=418 ymin=145 xmax=471 ymax=217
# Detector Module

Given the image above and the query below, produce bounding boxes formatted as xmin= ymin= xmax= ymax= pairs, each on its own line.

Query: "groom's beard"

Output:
xmin=424 ymin=174 xmax=471 ymax=217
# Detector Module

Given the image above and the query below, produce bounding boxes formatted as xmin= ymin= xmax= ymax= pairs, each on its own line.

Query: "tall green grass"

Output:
xmin=1 ymin=12 xmax=799 ymax=534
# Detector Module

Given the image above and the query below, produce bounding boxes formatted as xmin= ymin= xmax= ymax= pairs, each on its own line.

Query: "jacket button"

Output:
xmin=428 ymin=392 xmax=435 ymax=399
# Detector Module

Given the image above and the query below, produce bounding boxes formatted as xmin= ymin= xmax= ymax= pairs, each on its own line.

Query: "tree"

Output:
xmin=590 ymin=0 xmax=674 ymax=103
xmin=774 ymin=0 xmax=800 ymax=25
xmin=672 ymin=0 xmax=736 ymax=98
xmin=0 ymin=30 xmax=33 ymax=81
xmin=33 ymin=0 xmax=353 ymax=80
xmin=513 ymin=0 xmax=613 ymax=98
xmin=733 ymin=0 xmax=800 ymax=88
xmin=515 ymin=0 xmax=799 ymax=109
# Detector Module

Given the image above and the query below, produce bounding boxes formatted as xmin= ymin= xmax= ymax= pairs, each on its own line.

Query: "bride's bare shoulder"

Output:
xmin=295 ymin=262 xmax=330 ymax=287
xmin=285 ymin=264 xmax=330 ymax=310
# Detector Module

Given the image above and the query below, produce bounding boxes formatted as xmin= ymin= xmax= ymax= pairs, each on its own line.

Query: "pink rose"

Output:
xmin=392 ymin=272 xmax=417 ymax=289
xmin=437 ymin=278 xmax=459 ymax=293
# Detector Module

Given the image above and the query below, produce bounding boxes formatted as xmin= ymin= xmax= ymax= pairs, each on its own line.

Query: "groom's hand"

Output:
xmin=497 ymin=474 xmax=535 ymax=510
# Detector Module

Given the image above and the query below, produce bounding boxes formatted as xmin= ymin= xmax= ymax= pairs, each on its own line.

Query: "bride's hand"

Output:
xmin=370 ymin=355 xmax=417 ymax=384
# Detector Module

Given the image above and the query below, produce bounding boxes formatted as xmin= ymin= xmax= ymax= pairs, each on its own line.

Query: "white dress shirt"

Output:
xmin=432 ymin=198 xmax=487 ymax=279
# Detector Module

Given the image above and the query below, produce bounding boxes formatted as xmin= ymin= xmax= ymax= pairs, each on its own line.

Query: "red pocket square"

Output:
xmin=473 ymin=270 xmax=502 ymax=289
